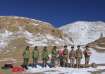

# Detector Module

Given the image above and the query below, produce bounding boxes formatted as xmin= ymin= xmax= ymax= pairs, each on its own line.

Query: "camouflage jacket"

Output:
xmin=69 ymin=50 xmax=75 ymax=58
xmin=32 ymin=50 xmax=39 ymax=59
xmin=75 ymin=49 xmax=82 ymax=58
xmin=23 ymin=50 xmax=30 ymax=59
xmin=42 ymin=51 xmax=49 ymax=60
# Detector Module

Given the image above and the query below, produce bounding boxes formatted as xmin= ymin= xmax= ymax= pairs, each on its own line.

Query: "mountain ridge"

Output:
xmin=59 ymin=21 xmax=105 ymax=45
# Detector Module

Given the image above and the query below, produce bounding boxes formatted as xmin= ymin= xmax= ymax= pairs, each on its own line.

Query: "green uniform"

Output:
xmin=42 ymin=48 xmax=49 ymax=67
xmin=23 ymin=47 xmax=30 ymax=66
xmin=51 ymin=47 xmax=57 ymax=66
xmin=32 ymin=49 xmax=39 ymax=65
xmin=63 ymin=48 xmax=68 ymax=67
xmin=75 ymin=49 xmax=82 ymax=68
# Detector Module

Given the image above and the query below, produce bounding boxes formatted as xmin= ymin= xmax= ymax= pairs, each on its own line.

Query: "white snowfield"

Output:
xmin=90 ymin=48 xmax=105 ymax=64
xmin=102 ymin=72 xmax=105 ymax=74
xmin=59 ymin=21 xmax=105 ymax=45
xmin=26 ymin=66 xmax=105 ymax=74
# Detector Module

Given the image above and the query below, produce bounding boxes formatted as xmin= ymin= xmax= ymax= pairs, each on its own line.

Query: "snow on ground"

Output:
xmin=90 ymin=48 xmax=105 ymax=64
xmin=26 ymin=66 xmax=105 ymax=74
xmin=102 ymin=72 xmax=105 ymax=74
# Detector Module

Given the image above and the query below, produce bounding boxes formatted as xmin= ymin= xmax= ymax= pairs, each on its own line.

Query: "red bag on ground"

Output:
xmin=11 ymin=66 xmax=24 ymax=72
xmin=0 ymin=72 xmax=4 ymax=74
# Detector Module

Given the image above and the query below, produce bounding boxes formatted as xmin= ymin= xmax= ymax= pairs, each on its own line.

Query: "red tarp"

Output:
xmin=11 ymin=66 xmax=24 ymax=72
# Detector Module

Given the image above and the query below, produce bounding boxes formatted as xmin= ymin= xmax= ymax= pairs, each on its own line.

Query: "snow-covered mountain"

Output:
xmin=59 ymin=21 xmax=105 ymax=45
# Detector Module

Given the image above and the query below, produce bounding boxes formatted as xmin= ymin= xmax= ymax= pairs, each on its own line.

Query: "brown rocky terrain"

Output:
xmin=0 ymin=16 xmax=72 ymax=66
xmin=88 ymin=37 xmax=105 ymax=52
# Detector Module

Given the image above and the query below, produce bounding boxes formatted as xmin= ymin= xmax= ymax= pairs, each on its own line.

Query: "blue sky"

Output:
xmin=0 ymin=0 xmax=105 ymax=27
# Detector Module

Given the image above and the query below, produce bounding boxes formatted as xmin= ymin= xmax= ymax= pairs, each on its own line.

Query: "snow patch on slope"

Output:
xmin=0 ymin=30 xmax=13 ymax=49
xmin=0 ymin=26 xmax=67 ymax=49
xmin=24 ymin=31 xmax=66 ymax=46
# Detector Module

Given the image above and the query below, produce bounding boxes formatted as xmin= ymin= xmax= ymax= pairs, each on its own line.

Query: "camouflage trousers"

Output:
xmin=33 ymin=58 xmax=38 ymax=65
xmin=64 ymin=55 xmax=68 ymax=67
xmin=42 ymin=58 xmax=48 ymax=67
xmin=59 ymin=56 xmax=64 ymax=67
xmin=23 ymin=58 xmax=29 ymax=66
xmin=51 ymin=57 xmax=57 ymax=66
xmin=85 ymin=56 xmax=90 ymax=66
xmin=70 ymin=57 xmax=75 ymax=67
xmin=76 ymin=58 xmax=81 ymax=68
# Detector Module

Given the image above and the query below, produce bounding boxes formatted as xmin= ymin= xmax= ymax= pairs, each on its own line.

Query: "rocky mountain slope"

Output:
xmin=59 ymin=21 xmax=105 ymax=45
xmin=88 ymin=37 xmax=105 ymax=52
xmin=0 ymin=16 xmax=70 ymax=50
xmin=0 ymin=16 xmax=105 ymax=67
xmin=0 ymin=16 xmax=74 ymax=62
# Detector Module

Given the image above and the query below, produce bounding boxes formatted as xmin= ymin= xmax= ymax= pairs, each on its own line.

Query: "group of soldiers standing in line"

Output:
xmin=23 ymin=45 xmax=91 ymax=68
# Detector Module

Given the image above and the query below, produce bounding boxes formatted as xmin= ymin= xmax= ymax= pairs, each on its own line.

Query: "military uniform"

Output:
xmin=83 ymin=46 xmax=91 ymax=67
xmin=23 ymin=46 xmax=30 ymax=67
xmin=75 ymin=46 xmax=82 ymax=68
xmin=42 ymin=47 xmax=49 ymax=67
xmin=63 ymin=46 xmax=68 ymax=67
xmin=51 ymin=46 xmax=57 ymax=66
xmin=32 ymin=46 xmax=39 ymax=66
xmin=58 ymin=50 xmax=64 ymax=67
xmin=69 ymin=46 xmax=75 ymax=67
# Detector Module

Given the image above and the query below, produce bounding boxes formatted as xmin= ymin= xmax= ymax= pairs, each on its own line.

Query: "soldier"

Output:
xmin=41 ymin=46 xmax=49 ymax=67
xmin=75 ymin=45 xmax=82 ymax=68
xmin=23 ymin=46 xmax=30 ymax=67
xmin=58 ymin=49 xmax=64 ymax=67
xmin=69 ymin=46 xmax=75 ymax=68
xmin=32 ymin=46 xmax=39 ymax=67
xmin=83 ymin=46 xmax=91 ymax=67
xmin=63 ymin=45 xmax=69 ymax=67
xmin=51 ymin=46 xmax=57 ymax=67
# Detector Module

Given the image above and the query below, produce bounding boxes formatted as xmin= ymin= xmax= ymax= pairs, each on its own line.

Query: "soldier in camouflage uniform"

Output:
xmin=23 ymin=46 xmax=30 ymax=67
xmin=51 ymin=46 xmax=57 ymax=66
xmin=75 ymin=45 xmax=83 ymax=68
xmin=69 ymin=46 xmax=75 ymax=68
xmin=32 ymin=46 xmax=39 ymax=66
xmin=41 ymin=46 xmax=49 ymax=67
xmin=83 ymin=46 xmax=91 ymax=67
xmin=63 ymin=45 xmax=69 ymax=67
